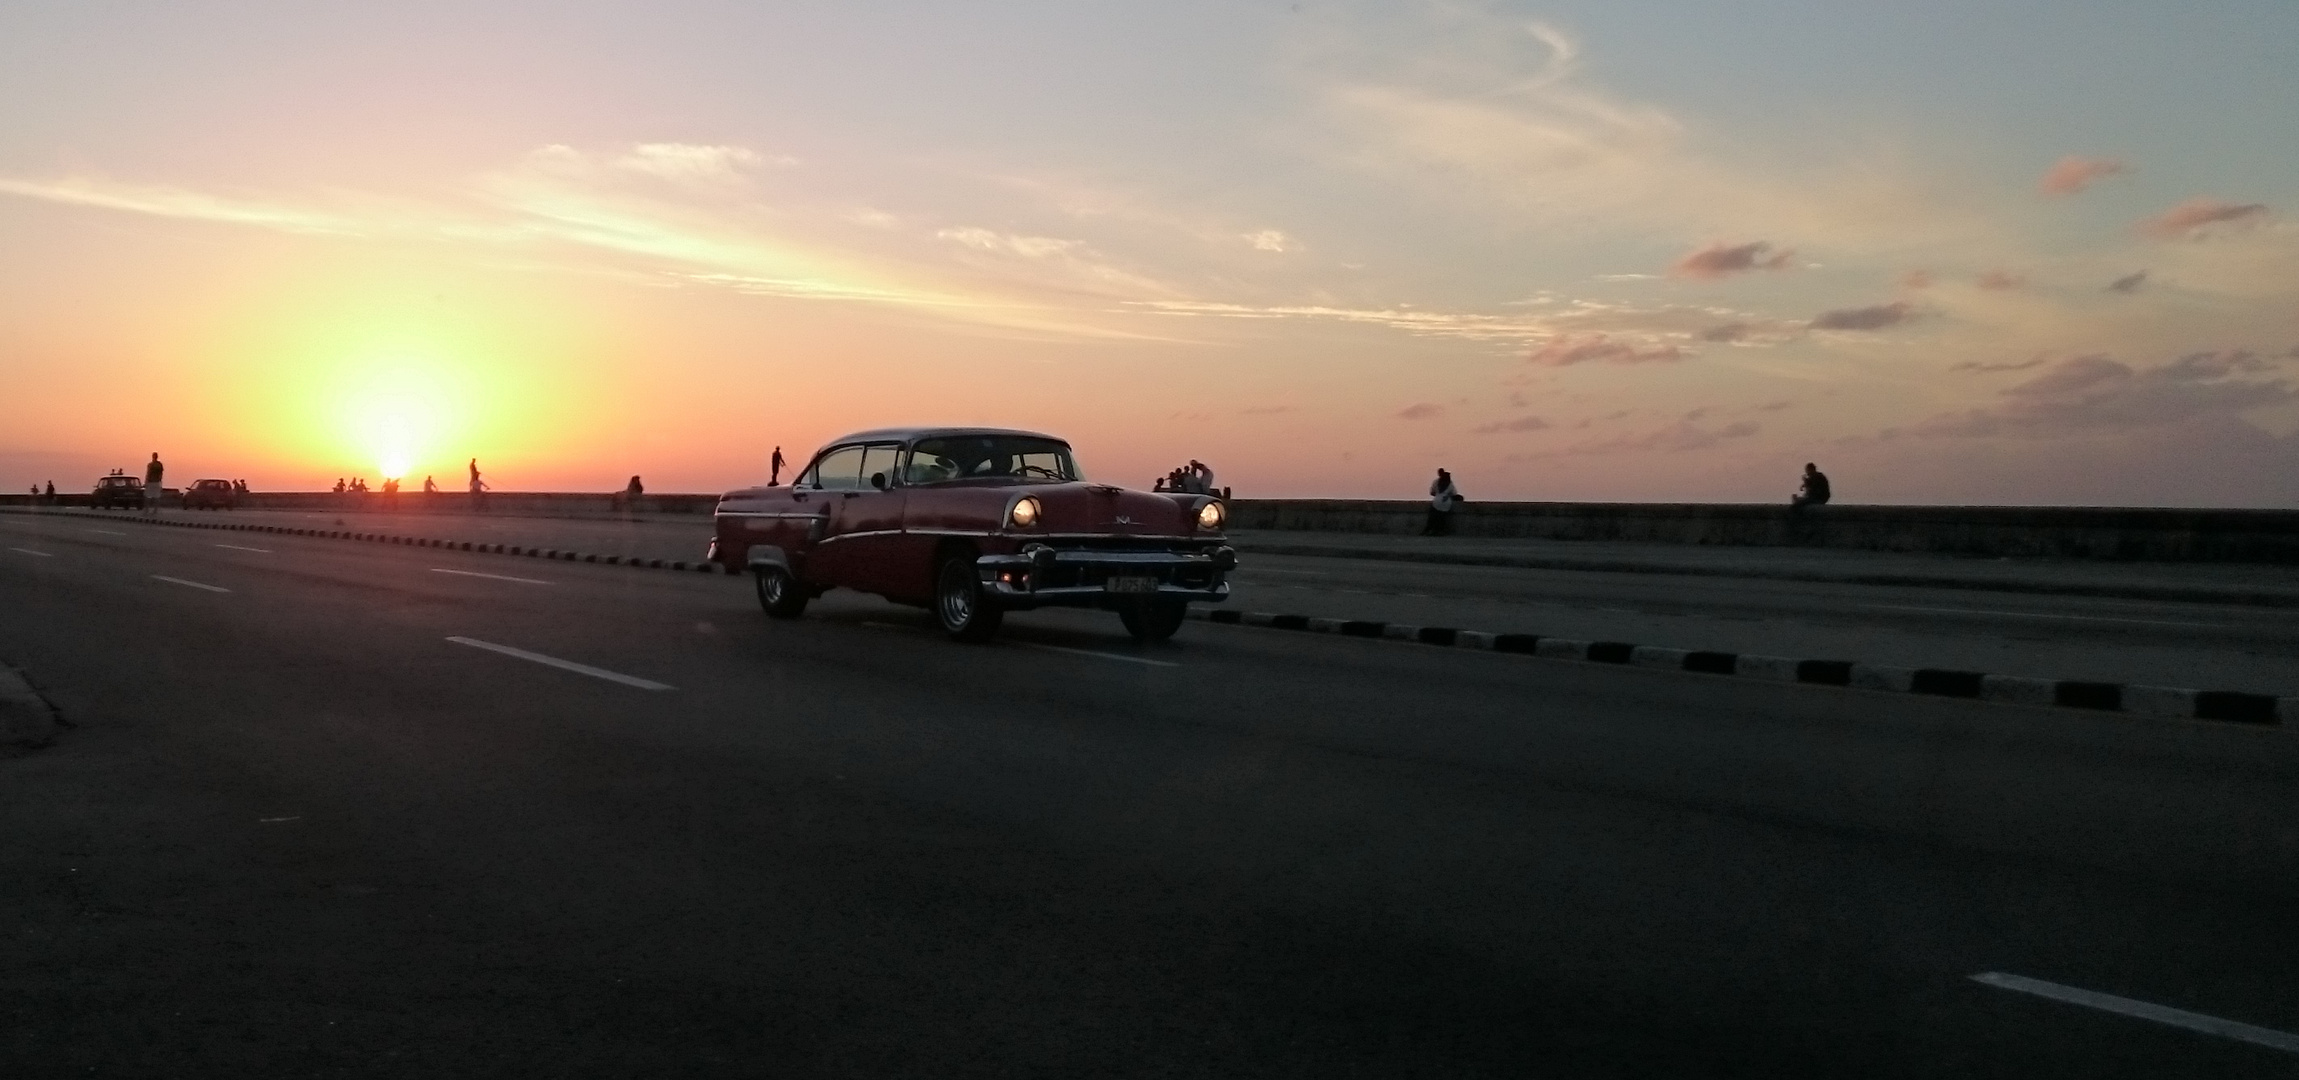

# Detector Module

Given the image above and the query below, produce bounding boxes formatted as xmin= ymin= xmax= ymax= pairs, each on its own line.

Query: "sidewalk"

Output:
xmin=1226 ymin=530 xmax=2299 ymax=608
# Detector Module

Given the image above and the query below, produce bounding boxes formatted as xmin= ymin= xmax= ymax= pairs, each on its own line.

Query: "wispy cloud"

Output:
xmin=1667 ymin=240 xmax=1793 ymax=280
xmin=2038 ymin=156 xmax=2128 ymax=196
xmin=2141 ymin=198 xmax=2269 ymax=240
xmin=1243 ymin=229 xmax=1292 ymax=252
xmin=1395 ymin=402 xmax=1445 ymax=419
xmin=0 ymin=176 xmax=377 ymax=236
xmin=1514 ymin=418 xmax=1760 ymax=458
xmin=1976 ymin=270 xmax=2024 ymax=291
xmin=1473 ymin=415 xmax=1551 ymax=434
xmin=1527 ymin=333 xmax=1682 ymax=367
xmin=1895 ymin=351 xmax=2292 ymax=438
xmin=1810 ymin=302 xmax=1914 ymax=331
xmin=2106 ymin=269 xmax=2149 ymax=293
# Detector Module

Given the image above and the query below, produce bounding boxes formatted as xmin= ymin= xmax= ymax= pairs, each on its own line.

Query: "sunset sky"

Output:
xmin=4 ymin=1 xmax=2296 ymax=504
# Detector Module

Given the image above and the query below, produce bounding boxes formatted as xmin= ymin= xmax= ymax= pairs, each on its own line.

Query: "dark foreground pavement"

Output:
xmin=3 ymin=516 xmax=2298 ymax=1077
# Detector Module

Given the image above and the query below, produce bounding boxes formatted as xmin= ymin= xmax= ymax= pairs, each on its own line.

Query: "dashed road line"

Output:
xmin=1867 ymin=603 xmax=2226 ymax=629
xmin=8 ymin=547 xmax=55 ymax=558
xmin=151 ymin=575 xmax=231 ymax=593
xmin=214 ymin=544 xmax=272 ymax=553
xmin=431 ymin=568 xmax=553 ymax=585
xmin=1971 ymin=971 xmax=2299 ymax=1054
xmin=1022 ymin=642 xmax=1180 ymax=668
xmin=85 ymin=528 xmax=127 ymax=536
xmin=445 ymin=636 xmax=673 ymax=691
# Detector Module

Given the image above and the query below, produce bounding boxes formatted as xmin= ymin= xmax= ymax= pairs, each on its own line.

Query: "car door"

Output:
xmin=789 ymin=444 xmax=864 ymax=587
xmin=817 ymin=442 xmax=910 ymax=594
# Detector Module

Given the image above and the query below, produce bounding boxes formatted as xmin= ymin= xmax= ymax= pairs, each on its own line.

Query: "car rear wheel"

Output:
xmin=936 ymin=554 xmax=1003 ymax=642
xmin=755 ymin=566 xmax=809 ymax=618
xmin=1117 ymin=598 xmax=1187 ymax=643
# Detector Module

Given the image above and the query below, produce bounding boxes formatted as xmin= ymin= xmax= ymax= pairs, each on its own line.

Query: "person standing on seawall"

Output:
xmin=769 ymin=446 xmax=787 ymax=486
xmin=468 ymin=458 xmax=489 ymax=510
xmin=143 ymin=452 xmax=164 ymax=515
xmin=1424 ymin=468 xmax=1462 ymax=536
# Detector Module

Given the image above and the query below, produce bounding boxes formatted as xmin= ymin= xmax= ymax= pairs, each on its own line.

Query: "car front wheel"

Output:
xmin=935 ymin=554 xmax=1003 ymax=642
xmin=755 ymin=566 xmax=809 ymax=619
xmin=1118 ymin=598 xmax=1187 ymax=643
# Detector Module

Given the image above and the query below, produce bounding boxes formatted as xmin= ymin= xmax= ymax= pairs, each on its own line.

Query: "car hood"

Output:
xmin=1030 ymin=482 xmax=1207 ymax=537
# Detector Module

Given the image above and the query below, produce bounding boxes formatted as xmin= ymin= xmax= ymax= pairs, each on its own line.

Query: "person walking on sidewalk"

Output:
xmin=1424 ymin=468 xmax=1462 ymax=536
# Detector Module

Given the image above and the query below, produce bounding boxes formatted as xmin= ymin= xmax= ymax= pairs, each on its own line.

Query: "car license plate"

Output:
xmin=1104 ymin=576 xmax=1158 ymax=594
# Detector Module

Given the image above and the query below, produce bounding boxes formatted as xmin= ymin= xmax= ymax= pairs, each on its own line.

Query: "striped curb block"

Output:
xmin=2 ymin=509 xmax=740 ymax=576
xmin=1188 ymin=607 xmax=2296 ymax=728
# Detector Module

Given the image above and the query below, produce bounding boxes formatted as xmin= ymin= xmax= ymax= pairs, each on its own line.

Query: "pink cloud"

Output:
xmin=2140 ymin=198 xmax=2269 ymax=240
xmin=1667 ymin=241 xmax=1795 ymax=280
xmin=2039 ymin=156 xmax=2128 ymax=196
xmin=1976 ymin=270 xmax=2025 ymax=291
xmin=1899 ymin=269 xmax=1934 ymax=290
xmin=1527 ymin=333 xmax=1684 ymax=367
xmin=1394 ymin=403 xmax=1444 ymax=420
xmin=1810 ymin=302 xmax=1914 ymax=332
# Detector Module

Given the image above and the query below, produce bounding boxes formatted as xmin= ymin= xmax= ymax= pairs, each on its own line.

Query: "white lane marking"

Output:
xmin=259 ymin=816 xmax=301 ymax=823
xmin=1971 ymin=972 xmax=2299 ymax=1054
xmin=151 ymin=575 xmax=231 ymax=593
xmin=1243 ymin=568 xmax=1327 ymax=577
xmin=86 ymin=528 xmax=127 ymax=536
xmin=444 ymin=636 xmax=673 ymax=691
xmin=430 ymin=568 xmax=553 ymax=586
xmin=9 ymin=547 xmax=55 ymax=558
xmin=1022 ymin=642 xmax=1180 ymax=668
xmin=1869 ymin=604 xmax=2225 ymax=628
xmin=215 ymin=544 xmax=272 ymax=553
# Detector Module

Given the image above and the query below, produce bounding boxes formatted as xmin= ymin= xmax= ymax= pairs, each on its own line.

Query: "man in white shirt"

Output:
xmin=1424 ymin=468 xmax=1461 ymax=536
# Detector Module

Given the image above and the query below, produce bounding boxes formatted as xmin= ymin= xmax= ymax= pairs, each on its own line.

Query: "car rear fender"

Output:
xmin=745 ymin=545 xmax=794 ymax=574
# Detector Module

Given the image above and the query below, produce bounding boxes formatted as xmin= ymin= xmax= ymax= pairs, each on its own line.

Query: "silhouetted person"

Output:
xmin=1791 ymin=462 xmax=1832 ymax=511
xmin=469 ymin=459 xmax=488 ymax=509
xmin=143 ymin=452 xmax=164 ymax=514
xmin=44 ymin=481 xmax=55 ymax=501
xmin=770 ymin=446 xmax=786 ymax=486
xmin=423 ymin=475 xmax=437 ymax=494
xmin=1189 ymin=459 xmax=1216 ymax=494
xmin=1424 ymin=468 xmax=1461 ymax=536
xmin=334 ymin=478 xmax=346 ymax=494
xmin=626 ymin=475 xmax=644 ymax=497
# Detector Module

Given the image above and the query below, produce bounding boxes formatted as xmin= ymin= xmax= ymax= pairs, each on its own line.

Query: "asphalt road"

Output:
xmin=45 ymin=507 xmax=2299 ymax=694
xmin=5 ymin=514 xmax=2299 ymax=1076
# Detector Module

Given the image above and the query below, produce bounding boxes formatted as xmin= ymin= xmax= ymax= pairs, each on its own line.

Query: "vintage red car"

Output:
xmin=710 ymin=427 xmax=1233 ymax=641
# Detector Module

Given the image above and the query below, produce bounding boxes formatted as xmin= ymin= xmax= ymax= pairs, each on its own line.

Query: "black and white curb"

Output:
xmin=1189 ymin=608 xmax=2296 ymax=728
xmin=5 ymin=509 xmax=741 ymax=575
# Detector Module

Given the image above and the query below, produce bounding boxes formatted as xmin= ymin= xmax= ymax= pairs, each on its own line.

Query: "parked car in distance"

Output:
xmin=183 ymin=478 xmax=237 ymax=510
xmin=89 ymin=473 xmax=145 ymax=509
xmin=711 ymin=427 xmax=1234 ymax=642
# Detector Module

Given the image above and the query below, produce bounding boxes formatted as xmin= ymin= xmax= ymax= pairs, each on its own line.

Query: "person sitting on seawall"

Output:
xmin=1790 ymin=462 xmax=1832 ymax=511
xmin=1424 ymin=468 xmax=1462 ymax=536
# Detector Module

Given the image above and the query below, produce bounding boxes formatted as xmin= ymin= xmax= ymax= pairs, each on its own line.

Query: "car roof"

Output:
xmin=822 ymin=426 xmax=1066 ymax=447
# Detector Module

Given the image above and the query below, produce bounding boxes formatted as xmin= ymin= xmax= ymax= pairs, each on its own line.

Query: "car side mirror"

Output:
xmin=870 ymin=472 xmax=888 ymax=491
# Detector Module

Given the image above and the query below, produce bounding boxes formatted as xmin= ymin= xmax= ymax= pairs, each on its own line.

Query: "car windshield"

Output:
xmin=904 ymin=436 xmax=1079 ymax=485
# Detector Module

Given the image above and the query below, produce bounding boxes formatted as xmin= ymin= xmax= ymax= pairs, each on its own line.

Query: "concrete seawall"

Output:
xmin=1226 ymin=499 xmax=2299 ymax=563
xmin=9 ymin=491 xmax=2299 ymax=563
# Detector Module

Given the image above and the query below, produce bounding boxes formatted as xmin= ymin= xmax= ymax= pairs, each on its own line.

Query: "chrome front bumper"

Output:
xmin=977 ymin=545 xmax=1234 ymax=606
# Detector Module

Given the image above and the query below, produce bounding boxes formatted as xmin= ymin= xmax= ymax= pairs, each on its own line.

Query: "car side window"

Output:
xmin=809 ymin=445 xmax=866 ymax=491
xmin=858 ymin=444 xmax=901 ymax=490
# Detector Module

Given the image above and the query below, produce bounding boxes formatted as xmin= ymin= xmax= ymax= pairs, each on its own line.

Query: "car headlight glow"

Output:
xmin=1009 ymin=496 xmax=1041 ymax=528
xmin=1196 ymin=500 xmax=1225 ymax=530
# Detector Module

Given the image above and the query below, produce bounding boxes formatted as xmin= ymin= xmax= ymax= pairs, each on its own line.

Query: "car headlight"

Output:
xmin=1196 ymin=500 xmax=1225 ymax=530
xmin=1009 ymin=496 xmax=1041 ymax=528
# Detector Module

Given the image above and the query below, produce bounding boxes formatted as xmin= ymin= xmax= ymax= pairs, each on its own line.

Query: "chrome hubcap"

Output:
xmin=939 ymin=566 xmax=973 ymax=628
